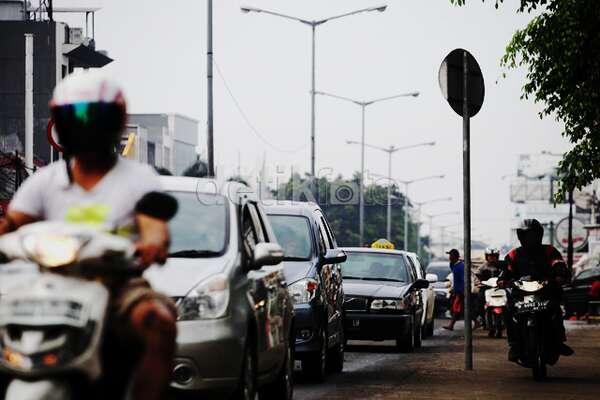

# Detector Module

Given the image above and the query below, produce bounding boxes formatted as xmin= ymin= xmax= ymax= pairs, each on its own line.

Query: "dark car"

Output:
xmin=340 ymin=248 xmax=429 ymax=352
xmin=426 ymin=261 xmax=452 ymax=316
xmin=266 ymin=201 xmax=347 ymax=381
xmin=563 ymin=266 xmax=600 ymax=317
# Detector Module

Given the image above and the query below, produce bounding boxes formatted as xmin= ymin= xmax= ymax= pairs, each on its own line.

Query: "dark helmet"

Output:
xmin=49 ymin=71 xmax=126 ymax=158
xmin=516 ymin=219 xmax=544 ymax=247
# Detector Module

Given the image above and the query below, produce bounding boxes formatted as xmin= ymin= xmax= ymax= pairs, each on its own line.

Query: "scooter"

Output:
xmin=511 ymin=278 xmax=561 ymax=381
xmin=0 ymin=222 xmax=140 ymax=399
xmin=481 ymin=277 xmax=507 ymax=338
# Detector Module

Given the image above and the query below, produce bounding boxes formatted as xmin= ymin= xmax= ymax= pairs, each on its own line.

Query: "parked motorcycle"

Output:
xmin=481 ymin=277 xmax=507 ymax=338
xmin=511 ymin=278 xmax=561 ymax=381
xmin=0 ymin=222 xmax=140 ymax=399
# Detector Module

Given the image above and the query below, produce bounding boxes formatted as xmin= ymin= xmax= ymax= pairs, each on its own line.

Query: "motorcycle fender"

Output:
xmin=5 ymin=379 xmax=71 ymax=400
xmin=526 ymin=317 xmax=536 ymax=327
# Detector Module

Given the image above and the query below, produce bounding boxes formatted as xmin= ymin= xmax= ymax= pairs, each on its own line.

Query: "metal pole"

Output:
xmin=387 ymin=150 xmax=392 ymax=241
xmin=207 ymin=0 xmax=215 ymax=177
xmin=462 ymin=50 xmax=473 ymax=371
xmin=416 ymin=205 xmax=422 ymax=257
xmin=404 ymin=183 xmax=409 ymax=251
xmin=567 ymin=188 xmax=574 ymax=272
xmin=310 ymin=24 xmax=316 ymax=179
xmin=359 ymin=105 xmax=365 ymax=246
xmin=25 ymin=34 xmax=34 ymax=171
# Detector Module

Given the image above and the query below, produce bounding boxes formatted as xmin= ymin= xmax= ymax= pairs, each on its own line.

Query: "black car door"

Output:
xmin=242 ymin=202 xmax=285 ymax=374
xmin=315 ymin=211 xmax=344 ymax=347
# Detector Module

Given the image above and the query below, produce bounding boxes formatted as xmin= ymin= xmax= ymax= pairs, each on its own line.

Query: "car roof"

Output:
xmin=159 ymin=176 xmax=258 ymax=202
xmin=426 ymin=261 xmax=449 ymax=268
xmin=341 ymin=247 xmax=410 ymax=256
xmin=264 ymin=200 xmax=321 ymax=217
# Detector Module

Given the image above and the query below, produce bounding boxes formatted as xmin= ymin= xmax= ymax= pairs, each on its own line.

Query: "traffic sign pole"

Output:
xmin=439 ymin=48 xmax=484 ymax=372
xmin=462 ymin=50 xmax=473 ymax=371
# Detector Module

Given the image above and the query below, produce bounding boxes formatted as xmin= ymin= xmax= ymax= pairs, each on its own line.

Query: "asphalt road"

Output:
xmin=294 ymin=319 xmax=600 ymax=400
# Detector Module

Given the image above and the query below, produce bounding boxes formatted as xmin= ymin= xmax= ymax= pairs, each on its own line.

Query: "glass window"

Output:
xmin=576 ymin=267 xmax=600 ymax=281
xmin=269 ymin=215 xmax=313 ymax=261
xmin=168 ymin=192 xmax=228 ymax=255
xmin=426 ymin=264 xmax=450 ymax=281
xmin=342 ymin=252 xmax=410 ymax=283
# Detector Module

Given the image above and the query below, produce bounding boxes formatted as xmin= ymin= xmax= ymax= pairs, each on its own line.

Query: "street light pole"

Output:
xmin=413 ymin=197 xmax=452 ymax=257
xmin=398 ymin=175 xmax=445 ymax=251
xmin=207 ymin=0 xmax=215 ymax=177
xmin=318 ymin=90 xmax=419 ymax=246
xmin=347 ymin=141 xmax=435 ymax=242
xmin=241 ymin=5 xmax=387 ymax=179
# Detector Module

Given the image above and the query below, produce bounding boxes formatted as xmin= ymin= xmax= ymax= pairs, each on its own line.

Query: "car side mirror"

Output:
xmin=412 ymin=278 xmax=429 ymax=290
xmin=320 ymin=249 xmax=347 ymax=265
xmin=425 ymin=273 xmax=438 ymax=283
xmin=252 ymin=243 xmax=284 ymax=269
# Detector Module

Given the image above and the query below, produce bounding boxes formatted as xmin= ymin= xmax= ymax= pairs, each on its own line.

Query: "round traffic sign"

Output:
xmin=439 ymin=49 xmax=485 ymax=118
xmin=555 ymin=217 xmax=588 ymax=251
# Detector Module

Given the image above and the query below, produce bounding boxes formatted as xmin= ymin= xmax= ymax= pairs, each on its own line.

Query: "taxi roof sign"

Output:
xmin=371 ymin=239 xmax=395 ymax=250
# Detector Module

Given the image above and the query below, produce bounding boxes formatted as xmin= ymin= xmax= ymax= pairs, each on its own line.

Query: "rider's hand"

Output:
xmin=135 ymin=240 xmax=168 ymax=268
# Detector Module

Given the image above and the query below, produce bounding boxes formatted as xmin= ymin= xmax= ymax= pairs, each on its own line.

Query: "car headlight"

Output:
xmin=288 ymin=278 xmax=318 ymax=305
xmin=371 ymin=298 xmax=405 ymax=311
xmin=178 ymin=274 xmax=230 ymax=320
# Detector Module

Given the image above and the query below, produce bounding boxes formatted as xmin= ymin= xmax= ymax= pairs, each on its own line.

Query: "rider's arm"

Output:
xmin=134 ymin=191 xmax=178 ymax=268
xmin=547 ymin=246 xmax=570 ymax=283
xmin=497 ymin=253 xmax=515 ymax=288
xmin=0 ymin=210 xmax=38 ymax=235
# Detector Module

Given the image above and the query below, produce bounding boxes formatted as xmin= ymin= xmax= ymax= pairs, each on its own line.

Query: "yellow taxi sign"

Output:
xmin=371 ymin=239 xmax=395 ymax=250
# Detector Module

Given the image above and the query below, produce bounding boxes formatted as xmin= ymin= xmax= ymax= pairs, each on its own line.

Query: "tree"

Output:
xmin=452 ymin=0 xmax=600 ymax=198
xmin=273 ymin=172 xmax=421 ymax=250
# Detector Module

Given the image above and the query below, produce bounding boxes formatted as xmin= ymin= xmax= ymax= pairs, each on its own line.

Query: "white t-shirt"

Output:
xmin=9 ymin=158 xmax=161 ymax=238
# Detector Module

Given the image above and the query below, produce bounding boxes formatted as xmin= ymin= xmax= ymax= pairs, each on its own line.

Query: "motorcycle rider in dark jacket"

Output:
xmin=498 ymin=219 xmax=574 ymax=362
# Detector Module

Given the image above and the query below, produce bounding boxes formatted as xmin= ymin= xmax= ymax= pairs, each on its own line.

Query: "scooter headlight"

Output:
xmin=22 ymin=234 xmax=83 ymax=268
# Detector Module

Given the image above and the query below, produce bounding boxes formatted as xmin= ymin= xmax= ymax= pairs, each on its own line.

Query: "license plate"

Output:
xmin=352 ymin=319 xmax=360 ymax=327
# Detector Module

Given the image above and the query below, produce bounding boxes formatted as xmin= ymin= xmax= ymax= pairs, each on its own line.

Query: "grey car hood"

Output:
xmin=144 ymin=257 xmax=232 ymax=297
xmin=343 ymin=280 xmax=411 ymax=299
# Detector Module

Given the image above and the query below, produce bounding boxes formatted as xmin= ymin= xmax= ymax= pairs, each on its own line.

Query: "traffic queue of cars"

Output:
xmin=144 ymin=177 xmax=436 ymax=399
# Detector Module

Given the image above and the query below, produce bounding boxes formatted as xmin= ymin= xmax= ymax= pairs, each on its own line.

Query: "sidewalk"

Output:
xmin=383 ymin=321 xmax=600 ymax=400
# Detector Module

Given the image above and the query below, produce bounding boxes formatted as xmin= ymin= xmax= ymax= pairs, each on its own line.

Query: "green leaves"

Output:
xmin=453 ymin=0 xmax=600 ymax=200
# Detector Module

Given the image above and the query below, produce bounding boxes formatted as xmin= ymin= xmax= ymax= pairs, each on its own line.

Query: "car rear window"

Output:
xmin=576 ymin=267 xmax=600 ymax=281
xmin=426 ymin=264 xmax=450 ymax=281
xmin=342 ymin=252 xmax=410 ymax=282
xmin=269 ymin=215 xmax=313 ymax=261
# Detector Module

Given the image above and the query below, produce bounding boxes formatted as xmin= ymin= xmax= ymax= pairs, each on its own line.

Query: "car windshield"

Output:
xmin=168 ymin=192 xmax=228 ymax=257
xmin=269 ymin=215 xmax=312 ymax=261
xmin=342 ymin=252 xmax=410 ymax=282
xmin=426 ymin=264 xmax=450 ymax=281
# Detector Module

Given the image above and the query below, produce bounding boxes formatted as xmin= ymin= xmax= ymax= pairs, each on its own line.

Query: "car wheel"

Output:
xmin=232 ymin=343 xmax=256 ymax=400
xmin=327 ymin=329 xmax=344 ymax=373
xmin=302 ymin=328 xmax=328 ymax=382
xmin=396 ymin=318 xmax=414 ymax=353
xmin=414 ymin=319 xmax=423 ymax=348
xmin=425 ymin=319 xmax=435 ymax=337
xmin=259 ymin=342 xmax=293 ymax=400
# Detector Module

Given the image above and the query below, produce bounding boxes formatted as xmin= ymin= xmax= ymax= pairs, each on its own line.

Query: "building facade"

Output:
xmin=128 ymin=114 xmax=199 ymax=175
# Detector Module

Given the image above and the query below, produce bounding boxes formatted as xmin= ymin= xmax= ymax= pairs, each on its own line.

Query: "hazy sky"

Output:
xmin=55 ymin=0 xmax=571 ymax=246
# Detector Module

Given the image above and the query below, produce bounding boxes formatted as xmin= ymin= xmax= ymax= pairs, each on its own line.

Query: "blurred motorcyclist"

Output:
xmin=0 ymin=71 xmax=177 ymax=400
xmin=498 ymin=219 xmax=574 ymax=362
xmin=474 ymin=247 xmax=502 ymax=325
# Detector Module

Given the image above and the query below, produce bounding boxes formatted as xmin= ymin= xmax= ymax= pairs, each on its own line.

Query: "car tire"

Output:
xmin=327 ymin=329 xmax=344 ymax=373
xmin=259 ymin=341 xmax=293 ymax=400
xmin=425 ymin=319 xmax=435 ymax=338
xmin=396 ymin=318 xmax=415 ymax=353
xmin=414 ymin=320 xmax=423 ymax=348
xmin=302 ymin=328 xmax=328 ymax=382
xmin=232 ymin=342 xmax=257 ymax=400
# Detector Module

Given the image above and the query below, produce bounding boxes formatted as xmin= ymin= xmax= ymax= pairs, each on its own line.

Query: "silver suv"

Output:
xmin=145 ymin=177 xmax=294 ymax=400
